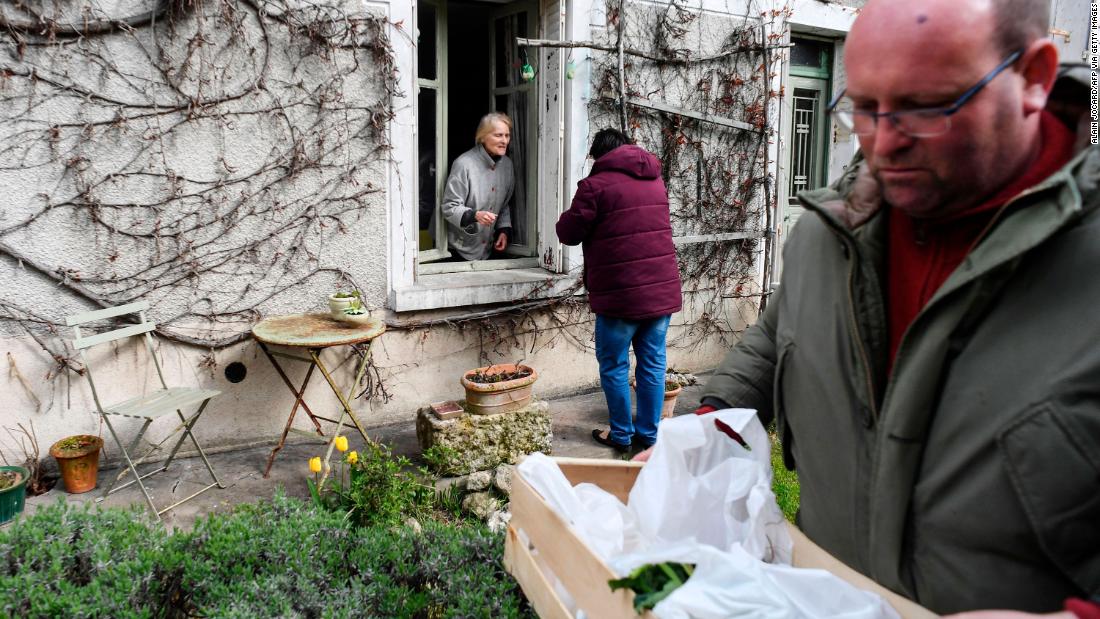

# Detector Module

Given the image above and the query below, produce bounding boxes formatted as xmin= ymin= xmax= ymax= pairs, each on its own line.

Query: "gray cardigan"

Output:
xmin=441 ymin=145 xmax=514 ymax=260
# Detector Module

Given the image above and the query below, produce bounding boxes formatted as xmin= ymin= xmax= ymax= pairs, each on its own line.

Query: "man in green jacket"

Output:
xmin=638 ymin=0 xmax=1099 ymax=615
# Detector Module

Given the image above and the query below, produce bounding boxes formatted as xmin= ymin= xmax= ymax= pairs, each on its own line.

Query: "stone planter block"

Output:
xmin=466 ymin=470 xmax=492 ymax=492
xmin=462 ymin=491 xmax=499 ymax=520
xmin=493 ymin=463 xmax=514 ymax=494
xmin=416 ymin=400 xmax=552 ymax=476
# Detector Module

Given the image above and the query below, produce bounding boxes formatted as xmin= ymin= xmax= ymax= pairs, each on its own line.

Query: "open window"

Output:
xmin=388 ymin=0 xmax=569 ymax=311
xmin=416 ymin=0 xmax=541 ymax=275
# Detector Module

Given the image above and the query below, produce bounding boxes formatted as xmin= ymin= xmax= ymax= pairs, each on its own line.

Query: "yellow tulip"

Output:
xmin=309 ymin=456 xmax=322 ymax=474
xmin=334 ymin=435 xmax=348 ymax=452
xmin=347 ymin=450 xmax=358 ymax=465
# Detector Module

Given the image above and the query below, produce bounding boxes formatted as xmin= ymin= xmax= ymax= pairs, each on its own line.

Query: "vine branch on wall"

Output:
xmin=0 ymin=0 xmax=398 ymax=370
xmin=0 ymin=0 xmax=789 ymax=400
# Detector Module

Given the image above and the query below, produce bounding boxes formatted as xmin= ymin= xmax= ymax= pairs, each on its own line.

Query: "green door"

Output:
xmin=784 ymin=36 xmax=832 ymax=240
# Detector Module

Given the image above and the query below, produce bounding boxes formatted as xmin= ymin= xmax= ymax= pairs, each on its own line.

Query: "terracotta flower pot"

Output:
xmin=630 ymin=379 xmax=683 ymax=420
xmin=661 ymin=385 xmax=683 ymax=419
xmin=0 ymin=465 xmax=29 ymax=524
xmin=49 ymin=434 xmax=103 ymax=494
xmin=460 ymin=364 xmax=538 ymax=415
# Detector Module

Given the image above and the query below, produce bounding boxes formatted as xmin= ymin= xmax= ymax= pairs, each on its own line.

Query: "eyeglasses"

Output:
xmin=827 ymin=49 xmax=1023 ymax=138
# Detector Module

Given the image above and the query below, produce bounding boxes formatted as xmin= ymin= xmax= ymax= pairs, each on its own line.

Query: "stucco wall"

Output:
xmin=0 ymin=291 xmax=751 ymax=463
xmin=0 ymin=0 xmax=393 ymax=462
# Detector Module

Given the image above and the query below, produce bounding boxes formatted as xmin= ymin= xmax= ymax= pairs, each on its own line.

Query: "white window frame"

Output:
xmin=417 ymin=0 xmax=450 ymax=264
xmin=388 ymin=0 xmax=573 ymax=312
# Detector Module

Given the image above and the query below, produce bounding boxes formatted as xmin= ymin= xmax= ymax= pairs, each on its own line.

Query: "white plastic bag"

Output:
xmin=517 ymin=452 xmax=642 ymax=560
xmin=516 ymin=410 xmax=900 ymax=619
xmin=628 ymin=408 xmax=792 ymax=563
xmin=611 ymin=544 xmax=900 ymax=619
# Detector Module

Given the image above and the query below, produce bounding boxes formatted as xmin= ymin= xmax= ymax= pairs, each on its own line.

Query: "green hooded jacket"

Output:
xmin=703 ymin=67 xmax=1100 ymax=613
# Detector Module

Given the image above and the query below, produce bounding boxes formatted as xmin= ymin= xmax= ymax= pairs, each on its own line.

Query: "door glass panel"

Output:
xmin=418 ymin=4 xmax=437 ymax=80
xmin=788 ymin=86 xmax=820 ymax=202
xmin=790 ymin=37 xmax=829 ymax=71
xmin=785 ymin=78 xmax=828 ymax=240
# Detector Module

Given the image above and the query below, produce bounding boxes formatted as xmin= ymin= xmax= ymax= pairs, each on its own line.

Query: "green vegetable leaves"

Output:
xmin=608 ymin=562 xmax=695 ymax=613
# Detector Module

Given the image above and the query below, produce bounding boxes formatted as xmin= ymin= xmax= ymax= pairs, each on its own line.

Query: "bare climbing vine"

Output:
xmin=0 ymin=0 xmax=398 ymax=371
xmin=0 ymin=0 xmax=788 ymax=401
xmin=586 ymin=0 xmax=789 ymax=350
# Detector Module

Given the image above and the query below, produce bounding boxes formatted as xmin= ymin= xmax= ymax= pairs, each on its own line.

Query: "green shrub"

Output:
xmin=433 ymin=482 xmax=468 ymax=522
xmin=421 ymin=443 xmax=461 ymax=474
xmin=0 ymin=500 xmax=182 ymax=617
xmin=316 ymin=441 xmax=436 ymax=528
xmin=769 ymin=433 xmax=801 ymax=522
xmin=0 ymin=494 xmax=534 ymax=618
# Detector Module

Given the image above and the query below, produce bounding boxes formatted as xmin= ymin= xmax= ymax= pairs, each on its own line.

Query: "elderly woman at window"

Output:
xmin=440 ymin=112 xmax=515 ymax=261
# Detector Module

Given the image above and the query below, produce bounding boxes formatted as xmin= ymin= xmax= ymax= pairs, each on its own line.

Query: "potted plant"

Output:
xmin=329 ymin=290 xmax=359 ymax=320
xmin=460 ymin=363 xmax=538 ymax=415
xmin=660 ymin=369 xmax=698 ymax=419
xmin=49 ymin=434 xmax=103 ymax=494
xmin=1 ymin=421 xmax=56 ymax=496
xmin=0 ymin=465 xmax=29 ymax=524
xmin=661 ymin=379 xmax=684 ymax=419
xmin=628 ymin=369 xmax=696 ymax=420
xmin=339 ymin=294 xmax=374 ymax=326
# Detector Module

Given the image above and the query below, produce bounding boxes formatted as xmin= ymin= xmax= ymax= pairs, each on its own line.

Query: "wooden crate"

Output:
xmin=504 ymin=457 xmax=936 ymax=619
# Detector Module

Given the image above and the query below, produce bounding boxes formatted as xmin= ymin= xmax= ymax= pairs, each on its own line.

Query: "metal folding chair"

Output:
xmin=66 ymin=301 xmax=224 ymax=519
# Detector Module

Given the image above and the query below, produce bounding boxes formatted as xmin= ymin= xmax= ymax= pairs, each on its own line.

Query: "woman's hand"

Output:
xmin=494 ymin=232 xmax=508 ymax=251
xmin=475 ymin=210 xmax=497 ymax=226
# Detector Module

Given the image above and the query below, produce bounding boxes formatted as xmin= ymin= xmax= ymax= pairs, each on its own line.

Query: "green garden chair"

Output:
xmin=66 ymin=301 xmax=224 ymax=519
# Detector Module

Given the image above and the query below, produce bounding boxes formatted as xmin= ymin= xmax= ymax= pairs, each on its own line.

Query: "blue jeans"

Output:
xmin=595 ymin=314 xmax=671 ymax=446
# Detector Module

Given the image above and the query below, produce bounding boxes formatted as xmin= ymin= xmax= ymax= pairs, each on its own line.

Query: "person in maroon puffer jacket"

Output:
xmin=556 ymin=128 xmax=682 ymax=452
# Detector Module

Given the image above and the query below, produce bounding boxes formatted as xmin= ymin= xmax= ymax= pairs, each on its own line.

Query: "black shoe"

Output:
xmin=631 ymin=435 xmax=654 ymax=451
xmin=592 ymin=429 xmax=630 ymax=453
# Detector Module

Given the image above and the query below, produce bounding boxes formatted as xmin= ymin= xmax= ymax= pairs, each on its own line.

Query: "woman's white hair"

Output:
xmin=474 ymin=112 xmax=512 ymax=145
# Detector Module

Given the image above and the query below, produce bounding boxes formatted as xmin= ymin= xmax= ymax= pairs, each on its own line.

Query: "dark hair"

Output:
xmin=589 ymin=128 xmax=631 ymax=160
xmin=992 ymin=0 xmax=1049 ymax=55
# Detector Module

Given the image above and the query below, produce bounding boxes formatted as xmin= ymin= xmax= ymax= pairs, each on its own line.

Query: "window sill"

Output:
xmin=390 ymin=267 xmax=579 ymax=312
xmin=419 ymin=257 xmax=540 ymax=275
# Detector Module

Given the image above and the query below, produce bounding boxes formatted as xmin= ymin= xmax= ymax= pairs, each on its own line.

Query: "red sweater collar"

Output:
xmin=936 ymin=111 xmax=1076 ymax=224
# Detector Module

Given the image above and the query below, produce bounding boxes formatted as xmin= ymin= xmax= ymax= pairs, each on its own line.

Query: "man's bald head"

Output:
xmin=854 ymin=0 xmax=1049 ymax=63
xmin=992 ymin=0 xmax=1050 ymax=55
xmin=843 ymin=0 xmax=1059 ymax=218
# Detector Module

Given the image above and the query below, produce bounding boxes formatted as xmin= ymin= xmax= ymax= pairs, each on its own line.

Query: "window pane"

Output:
xmin=419 ymin=88 xmax=438 ymax=252
xmin=418 ymin=4 xmax=437 ymax=80
xmin=495 ymin=19 xmax=509 ymax=87
xmin=790 ymin=37 xmax=829 ymax=70
xmin=494 ymin=12 xmax=529 ymax=88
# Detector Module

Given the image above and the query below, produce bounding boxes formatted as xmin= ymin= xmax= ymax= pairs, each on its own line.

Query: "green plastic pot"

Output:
xmin=0 ymin=465 xmax=29 ymax=525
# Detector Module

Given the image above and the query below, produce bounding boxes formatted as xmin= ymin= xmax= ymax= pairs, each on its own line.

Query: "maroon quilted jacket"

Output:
xmin=556 ymin=145 xmax=682 ymax=320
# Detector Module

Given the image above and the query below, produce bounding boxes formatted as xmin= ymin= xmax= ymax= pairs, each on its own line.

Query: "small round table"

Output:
xmin=252 ymin=313 xmax=385 ymax=479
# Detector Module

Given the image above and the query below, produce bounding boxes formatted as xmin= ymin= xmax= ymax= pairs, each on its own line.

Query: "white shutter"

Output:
xmin=536 ymin=0 xmax=566 ymax=272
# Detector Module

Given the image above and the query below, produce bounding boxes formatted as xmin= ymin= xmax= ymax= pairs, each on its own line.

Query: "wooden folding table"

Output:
xmin=252 ymin=313 xmax=385 ymax=479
